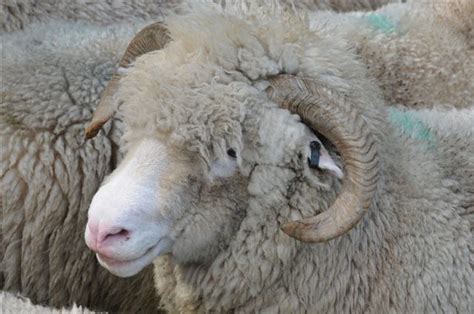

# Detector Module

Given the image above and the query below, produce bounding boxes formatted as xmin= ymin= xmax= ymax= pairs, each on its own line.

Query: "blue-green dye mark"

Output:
xmin=388 ymin=108 xmax=437 ymax=149
xmin=365 ymin=13 xmax=396 ymax=34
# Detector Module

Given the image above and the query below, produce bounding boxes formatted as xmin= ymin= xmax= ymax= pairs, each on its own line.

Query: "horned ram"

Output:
xmin=84 ymin=3 xmax=473 ymax=313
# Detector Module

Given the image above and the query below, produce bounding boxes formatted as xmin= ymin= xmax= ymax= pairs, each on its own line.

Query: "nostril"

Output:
xmin=98 ymin=225 xmax=131 ymax=246
xmin=103 ymin=228 xmax=130 ymax=241
xmin=115 ymin=229 xmax=130 ymax=238
xmin=104 ymin=228 xmax=130 ymax=242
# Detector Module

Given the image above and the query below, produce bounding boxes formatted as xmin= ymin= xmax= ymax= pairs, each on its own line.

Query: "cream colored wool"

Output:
xmin=308 ymin=0 xmax=474 ymax=109
xmin=1 ymin=292 xmax=94 ymax=313
xmin=90 ymin=4 xmax=473 ymax=312
xmin=0 ymin=21 xmax=160 ymax=313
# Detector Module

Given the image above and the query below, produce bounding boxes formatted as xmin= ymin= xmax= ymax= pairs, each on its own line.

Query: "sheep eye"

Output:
xmin=227 ymin=148 xmax=237 ymax=158
xmin=308 ymin=141 xmax=321 ymax=168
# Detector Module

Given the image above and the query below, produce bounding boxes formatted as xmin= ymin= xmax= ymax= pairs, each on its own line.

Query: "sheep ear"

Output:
xmin=318 ymin=146 xmax=343 ymax=179
xmin=308 ymin=138 xmax=343 ymax=179
xmin=305 ymin=126 xmax=344 ymax=179
xmin=319 ymin=154 xmax=344 ymax=179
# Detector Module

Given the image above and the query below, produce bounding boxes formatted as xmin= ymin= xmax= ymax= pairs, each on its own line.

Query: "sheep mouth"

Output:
xmin=97 ymin=245 xmax=155 ymax=267
xmin=96 ymin=238 xmax=172 ymax=277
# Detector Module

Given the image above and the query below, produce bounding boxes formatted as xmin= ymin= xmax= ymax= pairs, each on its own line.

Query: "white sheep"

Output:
xmin=1 ymin=292 xmax=93 ymax=313
xmin=84 ymin=3 xmax=473 ymax=313
xmin=0 ymin=20 xmax=159 ymax=312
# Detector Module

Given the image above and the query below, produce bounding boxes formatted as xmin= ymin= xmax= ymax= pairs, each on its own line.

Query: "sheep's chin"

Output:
xmin=97 ymin=238 xmax=173 ymax=277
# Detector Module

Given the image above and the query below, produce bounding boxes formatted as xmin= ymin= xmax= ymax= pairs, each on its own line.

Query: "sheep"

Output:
xmin=307 ymin=0 xmax=474 ymax=109
xmin=1 ymin=292 xmax=93 ymax=313
xmin=0 ymin=20 xmax=160 ymax=312
xmin=84 ymin=4 xmax=473 ymax=313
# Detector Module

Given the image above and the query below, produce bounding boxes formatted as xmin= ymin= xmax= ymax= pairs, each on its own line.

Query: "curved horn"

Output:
xmin=266 ymin=75 xmax=380 ymax=243
xmin=85 ymin=22 xmax=170 ymax=139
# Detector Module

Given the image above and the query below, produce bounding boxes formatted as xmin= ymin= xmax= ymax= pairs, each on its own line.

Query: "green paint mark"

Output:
xmin=365 ymin=13 xmax=395 ymax=34
xmin=388 ymin=108 xmax=437 ymax=149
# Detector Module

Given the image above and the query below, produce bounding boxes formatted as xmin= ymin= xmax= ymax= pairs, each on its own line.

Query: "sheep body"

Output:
xmin=0 ymin=20 xmax=159 ymax=312
xmin=85 ymin=4 xmax=473 ymax=313
xmin=308 ymin=0 xmax=474 ymax=108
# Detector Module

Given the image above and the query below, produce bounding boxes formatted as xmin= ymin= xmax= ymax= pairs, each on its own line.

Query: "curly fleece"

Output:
xmin=113 ymin=4 xmax=473 ymax=313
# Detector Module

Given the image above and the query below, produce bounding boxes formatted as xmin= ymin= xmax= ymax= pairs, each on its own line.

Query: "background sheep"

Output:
xmin=1 ymin=292 xmax=93 ymax=313
xmin=84 ymin=4 xmax=473 ymax=313
xmin=308 ymin=0 xmax=474 ymax=109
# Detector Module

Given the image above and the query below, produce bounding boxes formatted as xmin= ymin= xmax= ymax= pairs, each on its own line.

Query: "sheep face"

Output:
xmin=85 ymin=134 xmax=249 ymax=277
xmin=84 ymin=11 xmax=351 ymax=277
xmin=85 ymin=68 xmax=343 ymax=277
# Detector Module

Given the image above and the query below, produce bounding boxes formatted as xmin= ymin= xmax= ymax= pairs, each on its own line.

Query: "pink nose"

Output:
xmin=86 ymin=221 xmax=130 ymax=252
